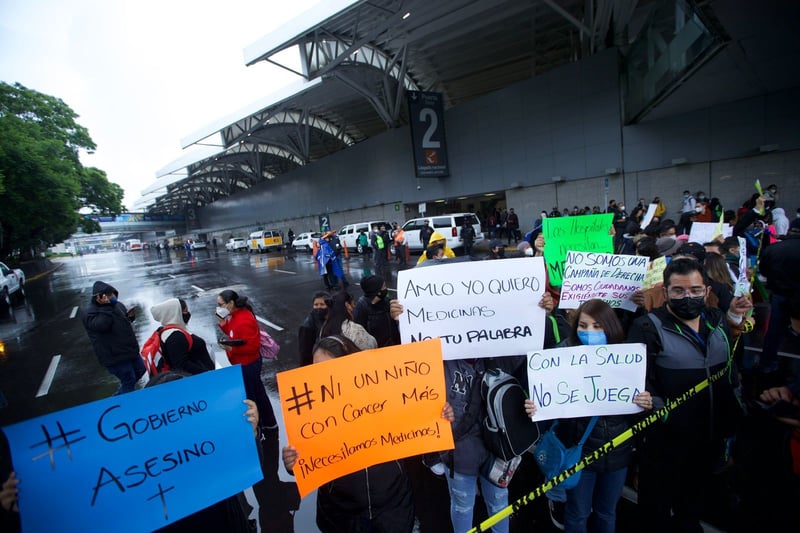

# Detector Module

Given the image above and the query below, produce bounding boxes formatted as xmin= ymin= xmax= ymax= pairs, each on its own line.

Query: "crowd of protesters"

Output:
xmin=3 ymin=184 xmax=799 ymax=532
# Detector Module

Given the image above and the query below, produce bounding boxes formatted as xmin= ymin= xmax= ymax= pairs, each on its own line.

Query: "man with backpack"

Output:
xmin=146 ymin=298 xmax=215 ymax=376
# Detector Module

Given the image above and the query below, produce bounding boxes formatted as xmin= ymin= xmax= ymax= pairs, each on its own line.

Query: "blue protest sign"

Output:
xmin=2 ymin=366 xmax=262 ymax=532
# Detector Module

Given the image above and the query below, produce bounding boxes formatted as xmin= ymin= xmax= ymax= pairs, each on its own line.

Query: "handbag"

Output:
xmin=481 ymin=454 xmax=522 ymax=488
xmin=533 ymin=417 xmax=598 ymax=490
xmin=258 ymin=329 xmax=280 ymax=360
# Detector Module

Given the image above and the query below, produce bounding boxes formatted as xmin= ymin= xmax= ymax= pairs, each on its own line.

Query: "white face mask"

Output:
xmin=524 ymin=247 xmax=534 ymax=257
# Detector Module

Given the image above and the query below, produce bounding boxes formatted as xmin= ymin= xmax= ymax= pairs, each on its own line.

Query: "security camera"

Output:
xmin=416 ymin=185 xmax=422 ymax=190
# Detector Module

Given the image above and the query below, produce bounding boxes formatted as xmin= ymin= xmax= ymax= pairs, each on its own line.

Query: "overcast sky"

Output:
xmin=0 ymin=0 xmax=321 ymax=209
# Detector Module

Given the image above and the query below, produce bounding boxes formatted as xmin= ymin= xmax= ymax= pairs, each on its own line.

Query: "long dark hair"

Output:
xmin=319 ymin=291 xmax=354 ymax=338
xmin=312 ymin=335 xmax=360 ymax=358
xmin=568 ymin=299 xmax=625 ymax=345
xmin=218 ymin=289 xmax=253 ymax=312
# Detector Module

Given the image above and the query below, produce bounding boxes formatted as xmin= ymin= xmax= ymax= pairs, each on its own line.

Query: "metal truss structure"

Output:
xmin=141 ymin=0 xmax=648 ymax=214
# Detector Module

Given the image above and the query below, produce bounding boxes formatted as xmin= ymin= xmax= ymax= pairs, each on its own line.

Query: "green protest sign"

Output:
xmin=542 ymin=213 xmax=614 ymax=287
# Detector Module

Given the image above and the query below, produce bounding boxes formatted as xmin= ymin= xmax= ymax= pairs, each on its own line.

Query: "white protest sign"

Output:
xmin=559 ymin=251 xmax=648 ymax=311
xmin=397 ymin=257 xmax=546 ymax=359
xmin=640 ymin=203 xmax=658 ymax=229
xmin=527 ymin=343 xmax=647 ymax=421
xmin=734 ymin=236 xmax=749 ymax=297
xmin=688 ymin=222 xmax=732 ymax=244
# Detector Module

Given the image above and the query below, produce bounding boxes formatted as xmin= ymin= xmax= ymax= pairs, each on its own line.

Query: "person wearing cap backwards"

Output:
xmin=82 ymin=281 xmax=146 ymax=395
xmin=353 ymin=275 xmax=400 ymax=347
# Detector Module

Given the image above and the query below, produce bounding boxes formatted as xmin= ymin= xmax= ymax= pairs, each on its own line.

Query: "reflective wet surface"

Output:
xmin=0 ymin=246 xmax=406 ymax=532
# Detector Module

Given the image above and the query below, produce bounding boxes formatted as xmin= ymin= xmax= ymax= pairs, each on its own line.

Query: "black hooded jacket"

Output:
xmin=82 ymin=281 xmax=140 ymax=366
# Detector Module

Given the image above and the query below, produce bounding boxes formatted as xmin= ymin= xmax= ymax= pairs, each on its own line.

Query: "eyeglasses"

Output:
xmin=666 ymin=286 xmax=706 ymax=298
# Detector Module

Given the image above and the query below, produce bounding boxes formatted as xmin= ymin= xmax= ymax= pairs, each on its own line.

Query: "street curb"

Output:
xmin=24 ymin=262 xmax=63 ymax=283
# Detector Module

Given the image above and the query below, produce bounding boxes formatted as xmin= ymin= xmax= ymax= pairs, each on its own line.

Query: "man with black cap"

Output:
xmin=353 ymin=274 xmax=400 ymax=347
xmin=82 ymin=281 xmax=145 ymax=395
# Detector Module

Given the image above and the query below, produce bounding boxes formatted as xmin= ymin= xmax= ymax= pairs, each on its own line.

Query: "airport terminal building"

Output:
xmin=136 ymin=0 xmax=800 ymax=240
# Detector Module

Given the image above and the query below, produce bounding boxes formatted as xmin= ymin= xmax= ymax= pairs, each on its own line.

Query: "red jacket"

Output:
xmin=218 ymin=308 xmax=260 ymax=365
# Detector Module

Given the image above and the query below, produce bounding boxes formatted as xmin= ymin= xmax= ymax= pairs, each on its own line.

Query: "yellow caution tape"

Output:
xmin=469 ymin=365 xmax=729 ymax=533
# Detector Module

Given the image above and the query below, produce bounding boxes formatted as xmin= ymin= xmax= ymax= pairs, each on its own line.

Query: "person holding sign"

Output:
xmin=217 ymin=290 xmax=278 ymax=430
xmin=390 ymin=290 xmax=561 ymax=533
xmin=281 ymin=335 xmax=454 ymax=533
xmin=526 ymin=299 xmax=652 ymax=533
xmin=148 ymin=371 xmax=260 ymax=533
xmin=627 ymin=259 xmax=751 ymax=533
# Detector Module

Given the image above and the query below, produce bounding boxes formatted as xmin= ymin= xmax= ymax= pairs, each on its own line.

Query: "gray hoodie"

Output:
xmin=151 ymin=298 xmax=188 ymax=342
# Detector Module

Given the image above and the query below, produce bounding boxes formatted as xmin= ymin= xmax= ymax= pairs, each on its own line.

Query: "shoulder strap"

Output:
xmin=578 ymin=417 xmax=599 ymax=446
xmin=548 ymin=315 xmax=561 ymax=344
xmin=160 ymin=325 xmax=193 ymax=350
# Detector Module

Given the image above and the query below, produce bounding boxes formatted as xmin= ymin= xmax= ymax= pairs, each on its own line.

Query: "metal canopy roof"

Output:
xmin=141 ymin=0 xmax=644 ymax=214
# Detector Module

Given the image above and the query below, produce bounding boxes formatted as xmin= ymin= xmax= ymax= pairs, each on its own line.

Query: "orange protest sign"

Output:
xmin=276 ymin=338 xmax=453 ymax=497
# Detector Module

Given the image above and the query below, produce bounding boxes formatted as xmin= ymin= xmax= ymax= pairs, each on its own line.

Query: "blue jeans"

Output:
xmin=564 ymin=467 xmax=628 ymax=533
xmin=444 ymin=467 xmax=508 ymax=533
xmin=106 ymin=357 xmax=145 ymax=395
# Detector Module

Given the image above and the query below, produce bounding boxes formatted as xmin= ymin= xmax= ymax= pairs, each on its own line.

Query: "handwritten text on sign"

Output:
xmin=560 ymin=251 xmax=648 ymax=311
xmin=543 ymin=214 xmax=614 ymax=287
xmin=2 ymin=366 xmax=261 ymax=533
xmin=397 ymin=257 xmax=546 ymax=359
xmin=527 ymin=343 xmax=647 ymax=421
xmin=642 ymin=256 xmax=668 ymax=290
xmin=276 ymin=339 xmax=453 ymax=497
xmin=688 ymin=221 xmax=732 ymax=244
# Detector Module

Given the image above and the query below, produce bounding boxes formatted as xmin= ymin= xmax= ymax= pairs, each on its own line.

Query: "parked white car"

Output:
xmin=0 ymin=261 xmax=25 ymax=309
xmin=190 ymin=240 xmax=208 ymax=250
xmin=225 ymin=238 xmax=247 ymax=251
xmin=292 ymin=232 xmax=322 ymax=251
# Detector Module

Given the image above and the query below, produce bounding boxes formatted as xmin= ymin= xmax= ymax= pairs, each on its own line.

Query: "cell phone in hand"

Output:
xmin=219 ymin=338 xmax=245 ymax=346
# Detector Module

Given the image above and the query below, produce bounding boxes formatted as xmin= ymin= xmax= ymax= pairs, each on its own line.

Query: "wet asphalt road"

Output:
xmin=0 ymin=245 xmax=412 ymax=533
xmin=0 ymin=246 xmax=400 ymax=427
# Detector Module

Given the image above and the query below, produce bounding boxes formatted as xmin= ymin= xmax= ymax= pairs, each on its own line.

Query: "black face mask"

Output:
xmin=182 ymin=311 xmax=191 ymax=324
xmin=378 ymin=289 xmax=389 ymax=300
xmin=668 ymin=296 xmax=705 ymax=320
xmin=312 ymin=309 xmax=327 ymax=322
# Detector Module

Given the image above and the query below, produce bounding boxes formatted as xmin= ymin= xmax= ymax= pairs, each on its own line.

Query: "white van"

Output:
xmin=401 ymin=213 xmax=483 ymax=251
xmin=248 ymin=230 xmax=283 ymax=253
xmin=336 ymin=220 xmax=393 ymax=253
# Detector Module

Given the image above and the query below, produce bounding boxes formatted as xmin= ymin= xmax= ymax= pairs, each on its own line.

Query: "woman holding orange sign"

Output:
xmin=281 ymin=335 xmax=455 ymax=533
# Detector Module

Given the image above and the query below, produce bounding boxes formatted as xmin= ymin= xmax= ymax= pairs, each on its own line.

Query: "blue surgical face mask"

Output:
xmin=577 ymin=330 xmax=607 ymax=346
xmin=108 ymin=296 xmax=118 ymax=305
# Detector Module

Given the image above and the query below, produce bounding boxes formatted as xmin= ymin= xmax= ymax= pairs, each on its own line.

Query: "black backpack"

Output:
xmin=482 ymin=368 xmax=540 ymax=460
